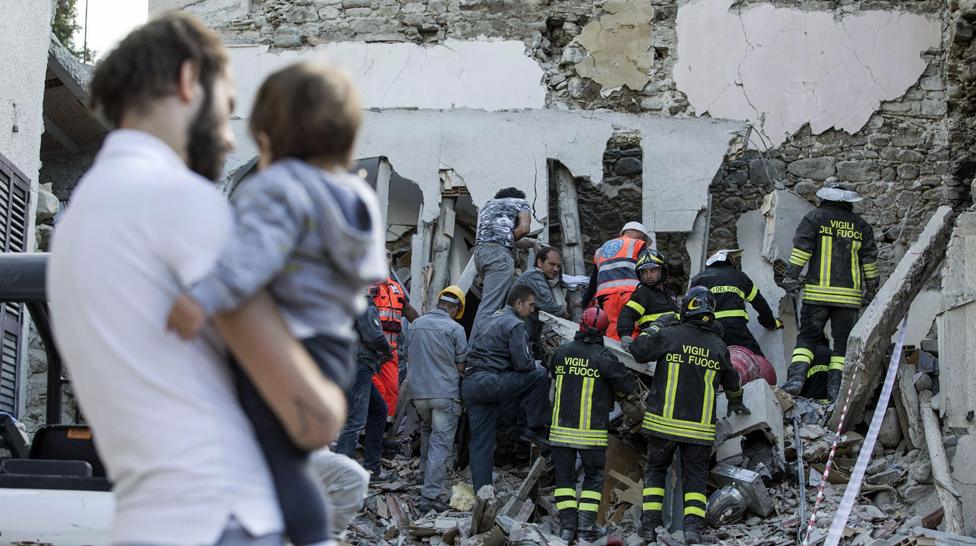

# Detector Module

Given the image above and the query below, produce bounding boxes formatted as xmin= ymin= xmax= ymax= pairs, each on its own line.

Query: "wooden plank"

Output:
xmin=918 ymin=389 xmax=965 ymax=535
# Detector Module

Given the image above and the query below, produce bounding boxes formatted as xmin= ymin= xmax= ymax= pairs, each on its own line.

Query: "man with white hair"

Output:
xmin=581 ymin=221 xmax=649 ymax=340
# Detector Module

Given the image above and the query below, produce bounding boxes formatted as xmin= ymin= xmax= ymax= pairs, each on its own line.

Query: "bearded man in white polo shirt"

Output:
xmin=47 ymin=13 xmax=344 ymax=546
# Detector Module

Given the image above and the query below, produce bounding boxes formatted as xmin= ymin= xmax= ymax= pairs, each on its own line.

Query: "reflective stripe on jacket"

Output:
xmin=615 ymin=284 xmax=679 ymax=339
xmin=689 ymin=262 xmax=777 ymax=329
xmin=549 ymin=334 xmax=635 ymax=448
xmin=629 ymin=320 xmax=742 ymax=445
xmin=593 ymin=237 xmax=645 ymax=295
xmin=374 ymin=277 xmax=406 ymax=344
xmin=788 ymin=203 xmax=879 ymax=308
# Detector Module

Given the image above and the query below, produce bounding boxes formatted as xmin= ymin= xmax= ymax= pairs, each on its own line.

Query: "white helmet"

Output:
xmin=816 ymin=178 xmax=863 ymax=203
xmin=619 ymin=221 xmax=648 ymax=237
xmin=706 ymin=248 xmax=743 ymax=267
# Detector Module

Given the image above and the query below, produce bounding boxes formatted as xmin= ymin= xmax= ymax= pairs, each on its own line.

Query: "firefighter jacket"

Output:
xmin=549 ymin=332 xmax=636 ymax=449
xmin=374 ymin=277 xmax=407 ymax=345
xmin=616 ymin=283 xmax=679 ymax=339
xmin=788 ymin=202 xmax=879 ymax=308
xmin=690 ymin=262 xmax=778 ymax=328
xmin=630 ymin=319 xmax=742 ymax=445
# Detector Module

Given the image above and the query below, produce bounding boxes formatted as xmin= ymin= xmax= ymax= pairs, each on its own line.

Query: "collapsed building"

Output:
xmin=2 ymin=0 xmax=976 ymax=544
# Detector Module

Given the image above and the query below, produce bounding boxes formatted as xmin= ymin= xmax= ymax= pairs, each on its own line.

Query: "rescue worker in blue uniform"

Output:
xmin=629 ymin=287 xmax=750 ymax=544
xmin=548 ymin=307 xmax=635 ymax=542
xmin=461 ymin=284 xmax=549 ymax=493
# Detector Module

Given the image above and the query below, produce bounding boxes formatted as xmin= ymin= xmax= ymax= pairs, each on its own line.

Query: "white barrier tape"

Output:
xmin=800 ymin=317 xmax=908 ymax=546
xmin=824 ymin=317 xmax=908 ymax=546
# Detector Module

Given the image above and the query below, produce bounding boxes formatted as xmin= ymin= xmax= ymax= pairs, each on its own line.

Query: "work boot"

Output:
xmin=782 ymin=363 xmax=809 ymax=396
xmin=641 ymin=512 xmax=662 ymax=543
xmin=682 ymin=518 xmax=704 ymax=545
xmin=826 ymin=369 xmax=843 ymax=402
xmin=559 ymin=527 xmax=576 ymax=542
xmin=577 ymin=510 xmax=599 ymax=542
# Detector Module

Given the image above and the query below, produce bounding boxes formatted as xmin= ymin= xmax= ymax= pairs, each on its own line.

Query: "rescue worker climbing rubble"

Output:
xmin=581 ymin=221 xmax=648 ymax=340
xmin=616 ymin=248 xmax=679 ymax=346
xmin=781 ymin=180 xmax=881 ymax=401
xmin=548 ymin=306 xmax=636 ymax=543
xmin=629 ymin=286 xmax=749 ymax=544
xmin=689 ymin=248 xmax=783 ymax=356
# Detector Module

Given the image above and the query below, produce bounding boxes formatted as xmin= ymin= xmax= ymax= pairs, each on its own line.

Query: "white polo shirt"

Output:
xmin=48 ymin=130 xmax=283 ymax=545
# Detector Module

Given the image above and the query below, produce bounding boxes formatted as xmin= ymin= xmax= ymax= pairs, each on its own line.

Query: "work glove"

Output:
xmin=766 ymin=318 xmax=784 ymax=331
xmin=620 ymin=336 xmax=634 ymax=350
xmin=726 ymin=397 xmax=751 ymax=416
xmin=864 ymin=279 xmax=880 ymax=305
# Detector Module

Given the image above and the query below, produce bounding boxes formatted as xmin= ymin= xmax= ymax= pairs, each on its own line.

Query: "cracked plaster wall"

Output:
xmin=156 ymin=0 xmax=963 ymax=281
xmin=675 ymin=0 xmax=941 ymax=148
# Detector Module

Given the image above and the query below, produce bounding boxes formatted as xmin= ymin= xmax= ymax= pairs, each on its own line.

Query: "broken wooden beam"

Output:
xmin=470 ymin=485 xmax=500 ymax=536
xmin=552 ymin=160 xmax=585 ymax=278
xmin=917 ymin=388 xmax=965 ymax=535
xmin=830 ymin=206 xmax=954 ymax=430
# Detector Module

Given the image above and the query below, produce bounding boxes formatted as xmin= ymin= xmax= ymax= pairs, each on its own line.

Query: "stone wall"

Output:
xmin=153 ymin=0 xmax=971 ymax=281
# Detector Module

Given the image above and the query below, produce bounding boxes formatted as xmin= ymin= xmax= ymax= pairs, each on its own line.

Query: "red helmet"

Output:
xmin=580 ymin=306 xmax=610 ymax=334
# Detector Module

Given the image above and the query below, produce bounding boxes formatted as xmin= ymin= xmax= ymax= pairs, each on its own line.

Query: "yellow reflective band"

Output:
xmin=637 ymin=311 xmax=678 ymax=325
xmin=643 ymin=487 xmax=666 ymax=497
xmin=555 ymin=488 xmax=577 ymax=498
xmin=790 ymin=256 xmax=808 ymax=266
xmin=747 ymin=285 xmax=758 ymax=302
xmin=643 ymin=422 xmax=715 ymax=441
xmin=701 ymin=370 xmax=716 ymax=426
xmin=551 ymin=375 xmax=563 ymax=428
xmin=580 ymin=490 xmax=603 ymax=501
xmin=557 ymin=500 xmax=578 ymax=510
xmin=804 ymin=285 xmax=862 ymax=295
xmin=643 ymin=502 xmax=663 ymax=511
xmin=684 ymin=492 xmax=708 ymax=503
xmin=579 ymin=377 xmax=594 ymax=431
xmin=684 ymin=506 xmax=707 ymax=517
xmin=714 ymin=310 xmax=749 ymax=320
xmin=829 ymin=356 xmax=846 ymax=371
xmin=803 ymin=292 xmax=861 ymax=305
xmin=644 ymin=413 xmax=717 ymax=432
xmin=851 ymin=240 xmax=862 ymax=292
xmin=626 ymin=299 xmax=646 ymax=315
xmin=709 ymin=285 xmax=746 ymax=300
xmin=820 ymin=236 xmax=833 ymax=287
xmin=663 ymin=360 xmax=680 ymax=419
xmin=791 ymin=247 xmax=813 ymax=259
xmin=792 ymin=347 xmax=814 ymax=364
xmin=578 ymin=502 xmax=600 ymax=512
xmin=807 ymin=364 xmax=829 ymax=378
xmin=864 ymin=262 xmax=879 ymax=280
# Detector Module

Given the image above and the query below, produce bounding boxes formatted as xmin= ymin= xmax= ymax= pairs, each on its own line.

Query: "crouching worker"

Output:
xmin=549 ymin=307 xmax=635 ymax=542
xmin=629 ymin=287 xmax=750 ymax=544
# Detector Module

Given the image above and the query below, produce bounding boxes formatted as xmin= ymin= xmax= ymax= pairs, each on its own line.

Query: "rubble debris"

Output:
xmin=917 ymin=387 xmax=966 ymax=535
xmin=879 ymin=406 xmax=904 ymax=449
xmin=705 ymin=485 xmax=748 ymax=526
xmin=716 ymin=378 xmax=786 ymax=460
xmin=832 ymin=206 xmax=954 ymax=430
xmin=539 ymin=311 xmax=648 ymax=376
xmin=450 ymin=483 xmax=476 ymax=511
xmin=711 ymin=463 xmax=775 ymax=517
xmin=470 ymin=485 xmax=500 ymax=536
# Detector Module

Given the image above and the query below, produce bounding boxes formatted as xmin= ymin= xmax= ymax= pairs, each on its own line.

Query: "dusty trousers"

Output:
xmin=642 ymin=439 xmax=710 ymax=532
xmin=550 ymin=447 xmax=606 ymax=533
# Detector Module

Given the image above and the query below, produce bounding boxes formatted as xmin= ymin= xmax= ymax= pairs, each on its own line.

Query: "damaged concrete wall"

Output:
xmin=939 ymin=211 xmax=976 ymax=430
xmin=675 ymin=0 xmax=941 ymax=148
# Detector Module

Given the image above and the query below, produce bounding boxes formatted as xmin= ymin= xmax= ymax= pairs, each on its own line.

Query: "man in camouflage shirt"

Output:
xmin=472 ymin=187 xmax=537 ymax=333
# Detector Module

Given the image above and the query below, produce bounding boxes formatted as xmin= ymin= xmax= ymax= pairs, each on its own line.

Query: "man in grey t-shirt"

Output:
xmin=472 ymin=187 xmax=535 ymax=334
xmin=406 ymin=286 xmax=468 ymax=511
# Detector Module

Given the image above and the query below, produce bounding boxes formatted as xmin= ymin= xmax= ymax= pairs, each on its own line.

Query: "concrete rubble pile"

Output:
xmin=336 ymin=201 xmax=976 ymax=545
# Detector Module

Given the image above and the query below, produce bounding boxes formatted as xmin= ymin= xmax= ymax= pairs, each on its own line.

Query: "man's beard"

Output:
xmin=187 ymin=88 xmax=228 ymax=181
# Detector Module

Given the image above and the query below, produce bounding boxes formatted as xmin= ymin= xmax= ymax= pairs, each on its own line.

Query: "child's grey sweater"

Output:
xmin=190 ymin=158 xmax=387 ymax=342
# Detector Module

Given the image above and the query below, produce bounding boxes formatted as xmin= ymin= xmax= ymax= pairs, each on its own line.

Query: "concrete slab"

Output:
xmin=538 ymin=311 xmax=648 ymax=377
xmin=737 ymin=210 xmax=791 ymax=381
xmin=760 ymin=191 xmax=815 ymax=266
xmin=716 ymin=378 xmax=786 ymax=460
xmin=949 ymin=433 xmax=976 ymax=533
xmin=831 ymin=206 xmax=954 ymax=430
xmin=939 ymin=211 xmax=976 ymax=429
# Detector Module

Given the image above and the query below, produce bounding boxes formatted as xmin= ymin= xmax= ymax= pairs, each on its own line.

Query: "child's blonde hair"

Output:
xmin=249 ymin=62 xmax=362 ymax=169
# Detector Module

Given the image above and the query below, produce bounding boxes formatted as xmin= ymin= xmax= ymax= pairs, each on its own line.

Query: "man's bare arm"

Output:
xmin=513 ymin=210 xmax=532 ymax=240
xmin=214 ymin=291 xmax=347 ymax=451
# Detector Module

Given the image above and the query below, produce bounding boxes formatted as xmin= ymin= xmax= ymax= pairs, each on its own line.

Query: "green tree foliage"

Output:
xmin=52 ymin=0 xmax=94 ymax=61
